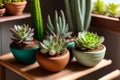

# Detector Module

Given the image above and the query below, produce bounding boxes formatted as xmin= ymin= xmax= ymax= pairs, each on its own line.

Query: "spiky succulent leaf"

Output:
xmin=40 ymin=35 xmax=68 ymax=56
xmin=46 ymin=10 xmax=72 ymax=39
xmin=10 ymin=24 xmax=34 ymax=44
xmin=75 ymin=32 xmax=104 ymax=50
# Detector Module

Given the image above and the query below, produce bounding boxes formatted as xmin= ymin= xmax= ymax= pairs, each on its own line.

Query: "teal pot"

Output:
xmin=10 ymin=44 xmax=39 ymax=64
xmin=72 ymin=44 xmax=106 ymax=67
xmin=67 ymin=41 xmax=75 ymax=61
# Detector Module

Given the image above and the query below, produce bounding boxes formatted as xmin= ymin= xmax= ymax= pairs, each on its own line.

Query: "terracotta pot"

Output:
xmin=36 ymin=49 xmax=70 ymax=72
xmin=0 ymin=8 xmax=5 ymax=16
xmin=72 ymin=44 xmax=106 ymax=67
xmin=5 ymin=1 xmax=27 ymax=15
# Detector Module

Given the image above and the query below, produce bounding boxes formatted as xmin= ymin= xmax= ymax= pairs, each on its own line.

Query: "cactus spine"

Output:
xmin=31 ymin=0 xmax=43 ymax=41
xmin=64 ymin=0 xmax=92 ymax=32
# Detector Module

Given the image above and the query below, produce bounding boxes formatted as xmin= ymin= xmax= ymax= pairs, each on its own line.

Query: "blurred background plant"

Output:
xmin=92 ymin=0 xmax=120 ymax=17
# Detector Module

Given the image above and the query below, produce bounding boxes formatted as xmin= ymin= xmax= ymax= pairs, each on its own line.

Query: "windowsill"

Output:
xmin=91 ymin=14 xmax=120 ymax=33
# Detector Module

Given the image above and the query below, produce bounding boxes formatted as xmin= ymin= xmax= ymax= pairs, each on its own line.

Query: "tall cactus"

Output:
xmin=64 ymin=0 xmax=92 ymax=32
xmin=31 ymin=0 xmax=43 ymax=41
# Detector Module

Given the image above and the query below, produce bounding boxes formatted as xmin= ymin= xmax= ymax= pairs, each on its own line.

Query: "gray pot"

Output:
xmin=72 ymin=44 xmax=106 ymax=67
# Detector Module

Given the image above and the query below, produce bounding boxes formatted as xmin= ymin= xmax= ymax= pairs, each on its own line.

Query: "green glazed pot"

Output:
xmin=67 ymin=42 xmax=75 ymax=61
xmin=72 ymin=44 xmax=106 ymax=67
xmin=10 ymin=44 xmax=39 ymax=65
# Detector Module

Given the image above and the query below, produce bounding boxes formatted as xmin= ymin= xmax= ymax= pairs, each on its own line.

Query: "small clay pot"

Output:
xmin=5 ymin=1 xmax=27 ymax=15
xmin=0 ymin=8 xmax=5 ymax=16
xmin=36 ymin=49 xmax=70 ymax=72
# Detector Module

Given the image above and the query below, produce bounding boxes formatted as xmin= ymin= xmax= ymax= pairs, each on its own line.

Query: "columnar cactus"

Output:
xmin=64 ymin=0 xmax=92 ymax=32
xmin=31 ymin=0 xmax=43 ymax=41
xmin=75 ymin=32 xmax=104 ymax=50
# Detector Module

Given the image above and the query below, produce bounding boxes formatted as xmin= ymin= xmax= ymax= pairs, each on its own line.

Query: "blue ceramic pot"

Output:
xmin=10 ymin=44 xmax=39 ymax=64
xmin=67 ymin=41 xmax=75 ymax=61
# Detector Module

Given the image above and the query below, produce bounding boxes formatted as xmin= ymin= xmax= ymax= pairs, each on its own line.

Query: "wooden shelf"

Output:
xmin=0 ymin=13 xmax=31 ymax=23
xmin=0 ymin=53 xmax=112 ymax=80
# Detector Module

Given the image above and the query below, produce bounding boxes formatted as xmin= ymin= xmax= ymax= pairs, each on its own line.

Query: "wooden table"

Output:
xmin=0 ymin=53 xmax=112 ymax=80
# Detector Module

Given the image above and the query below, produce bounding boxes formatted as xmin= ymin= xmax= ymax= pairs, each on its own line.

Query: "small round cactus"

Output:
xmin=75 ymin=31 xmax=104 ymax=50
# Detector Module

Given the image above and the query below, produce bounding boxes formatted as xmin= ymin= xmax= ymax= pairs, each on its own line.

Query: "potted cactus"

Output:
xmin=46 ymin=10 xmax=74 ymax=61
xmin=36 ymin=34 xmax=70 ymax=72
xmin=9 ymin=24 xmax=39 ymax=64
xmin=4 ymin=0 xmax=27 ymax=15
xmin=0 ymin=0 xmax=5 ymax=16
xmin=72 ymin=31 xmax=106 ymax=67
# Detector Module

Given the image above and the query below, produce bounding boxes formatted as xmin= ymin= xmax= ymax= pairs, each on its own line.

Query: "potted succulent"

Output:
xmin=72 ymin=31 xmax=106 ymax=67
xmin=46 ymin=10 xmax=74 ymax=60
xmin=4 ymin=0 xmax=27 ymax=15
xmin=9 ymin=24 xmax=39 ymax=64
xmin=0 ymin=0 xmax=5 ymax=16
xmin=91 ymin=0 xmax=120 ymax=33
xmin=36 ymin=34 xmax=70 ymax=72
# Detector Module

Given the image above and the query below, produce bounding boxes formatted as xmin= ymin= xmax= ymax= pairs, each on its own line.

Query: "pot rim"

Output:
xmin=10 ymin=43 xmax=39 ymax=50
xmin=36 ymin=48 xmax=70 ymax=60
xmin=73 ymin=44 xmax=106 ymax=54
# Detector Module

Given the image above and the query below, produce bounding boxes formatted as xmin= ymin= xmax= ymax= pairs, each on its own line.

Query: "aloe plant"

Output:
xmin=75 ymin=31 xmax=104 ymax=50
xmin=40 ymin=34 xmax=68 ymax=56
xmin=92 ymin=0 xmax=106 ymax=15
xmin=106 ymin=3 xmax=120 ymax=17
xmin=46 ymin=10 xmax=72 ymax=39
xmin=31 ymin=0 xmax=43 ymax=41
xmin=64 ymin=0 xmax=92 ymax=32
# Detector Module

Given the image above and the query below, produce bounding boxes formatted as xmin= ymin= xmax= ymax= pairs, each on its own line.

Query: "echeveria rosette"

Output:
xmin=40 ymin=35 xmax=68 ymax=56
xmin=75 ymin=32 xmax=104 ymax=50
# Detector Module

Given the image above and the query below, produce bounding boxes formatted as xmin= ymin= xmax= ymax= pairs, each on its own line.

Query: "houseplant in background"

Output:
xmin=4 ymin=0 xmax=27 ymax=15
xmin=72 ymin=31 xmax=106 ymax=67
xmin=46 ymin=10 xmax=74 ymax=60
xmin=36 ymin=34 xmax=70 ymax=72
xmin=91 ymin=0 xmax=120 ymax=33
xmin=0 ymin=0 xmax=5 ymax=16
xmin=64 ymin=0 xmax=92 ymax=32
xmin=9 ymin=24 xmax=39 ymax=64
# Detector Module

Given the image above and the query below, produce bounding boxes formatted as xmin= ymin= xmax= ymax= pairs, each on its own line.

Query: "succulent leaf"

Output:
xmin=75 ymin=31 xmax=104 ymax=50
xmin=40 ymin=35 xmax=68 ymax=56
xmin=10 ymin=24 xmax=34 ymax=44
xmin=46 ymin=10 xmax=72 ymax=39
